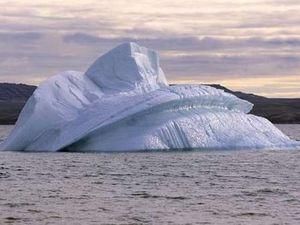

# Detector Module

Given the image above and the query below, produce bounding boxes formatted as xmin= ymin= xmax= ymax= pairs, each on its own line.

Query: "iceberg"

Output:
xmin=1 ymin=42 xmax=299 ymax=151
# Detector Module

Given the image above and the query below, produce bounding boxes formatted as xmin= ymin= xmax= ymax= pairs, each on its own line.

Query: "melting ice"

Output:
xmin=1 ymin=43 xmax=299 ymax=151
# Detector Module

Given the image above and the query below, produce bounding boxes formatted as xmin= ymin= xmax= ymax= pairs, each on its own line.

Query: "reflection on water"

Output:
xmin=0 ymin=150 xmax=300 ymax=224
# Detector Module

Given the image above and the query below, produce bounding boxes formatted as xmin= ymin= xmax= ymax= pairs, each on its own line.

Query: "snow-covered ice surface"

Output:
xmin=1 ymin=42 xmax=299 ymax=151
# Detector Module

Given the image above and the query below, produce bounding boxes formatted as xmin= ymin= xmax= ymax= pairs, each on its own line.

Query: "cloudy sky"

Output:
xmin=1 ymin=0 xmax=300 ymax=97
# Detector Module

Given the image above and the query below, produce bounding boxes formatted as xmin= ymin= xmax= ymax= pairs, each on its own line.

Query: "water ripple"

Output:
xmin=0 ymin=150 xmax=299 ymax=224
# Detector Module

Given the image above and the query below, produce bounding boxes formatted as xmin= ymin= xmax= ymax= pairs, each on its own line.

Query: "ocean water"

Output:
xmin=0 ymin=125 xmax=299 ymax=225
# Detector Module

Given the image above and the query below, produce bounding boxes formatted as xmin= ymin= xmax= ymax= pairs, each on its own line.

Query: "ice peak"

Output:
xmin=106 ymin=42 xmax=144 ymax=56
xmin=85 ymin=42 xmax=168 ymax=93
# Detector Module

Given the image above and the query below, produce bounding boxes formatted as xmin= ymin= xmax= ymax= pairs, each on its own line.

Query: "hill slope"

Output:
xmin=0 ymin=83 xmax=299 ymax=124
xmin=208 ymin=84 xmax=300 ymax=124
xmin=0 ymin=83 xmax=36 ymax=124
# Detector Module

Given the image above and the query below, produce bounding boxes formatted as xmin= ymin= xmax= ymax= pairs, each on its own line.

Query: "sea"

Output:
xmin=0 ymin=124 xmax=299 ymax=225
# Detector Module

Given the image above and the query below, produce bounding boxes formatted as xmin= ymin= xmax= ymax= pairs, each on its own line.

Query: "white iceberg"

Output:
xmin=1 ymin=42 xmax=299 ymax=151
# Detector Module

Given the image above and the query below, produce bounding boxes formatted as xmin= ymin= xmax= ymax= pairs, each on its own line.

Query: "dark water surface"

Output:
xmin=0 ymin=150 xmax=299 ymax=224
xmin=0 ymin=125 xmax=300 ymax=224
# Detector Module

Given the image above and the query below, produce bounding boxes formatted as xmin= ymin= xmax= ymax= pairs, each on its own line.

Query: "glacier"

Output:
xmin=1 ymin=42 xmax=299 ymax=152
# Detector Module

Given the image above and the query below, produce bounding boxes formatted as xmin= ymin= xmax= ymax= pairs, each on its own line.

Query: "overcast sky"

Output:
xmin=0 ymin=0 xmax=300 ymax=97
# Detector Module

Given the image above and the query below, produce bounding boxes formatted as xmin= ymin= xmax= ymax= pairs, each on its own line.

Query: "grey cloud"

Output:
xmin=63 ymin=33 xmax=202 ymax=51
xmin=235 ymin=8 xmax=300 ymax=29
xmin=63 ymin=33 xmax=300 ymax=51
xmin=2 ymin=32 xmax=300 ymax=80
xmin=162 ymin=54 xmax=300 ymax=79
xmin=63 ymin=33 xmax=117 ymax=44
xmin=0 ymin=18 xmax=115 ymax=33
xmin=0 ymin=32 xmax=42 ymax=42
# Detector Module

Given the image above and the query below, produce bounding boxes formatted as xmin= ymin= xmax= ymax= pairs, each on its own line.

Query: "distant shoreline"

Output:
xmin=0 ymin=83 xmax=299 ymax=124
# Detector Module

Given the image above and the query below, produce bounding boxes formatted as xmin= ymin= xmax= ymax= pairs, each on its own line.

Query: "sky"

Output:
xmin=0 ymin=0 xmax=300 ymax=97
